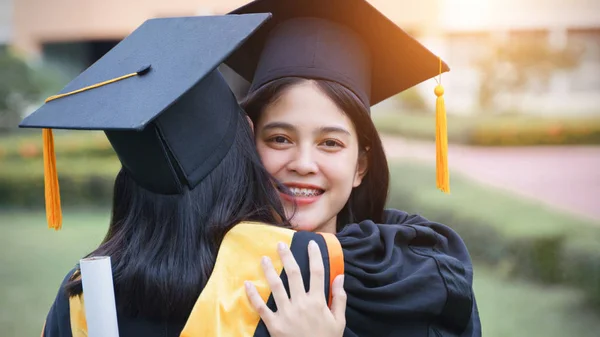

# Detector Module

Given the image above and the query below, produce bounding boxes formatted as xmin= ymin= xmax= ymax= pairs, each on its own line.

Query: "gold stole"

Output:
xmin=63 ymin=222 xmax=343 ymax=337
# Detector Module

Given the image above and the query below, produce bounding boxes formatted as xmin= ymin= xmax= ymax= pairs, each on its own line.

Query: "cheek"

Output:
xmin=256 ymin=142 xmax=286 ymax=175
xmin=322 ymin=151 xmax=360 ymax=188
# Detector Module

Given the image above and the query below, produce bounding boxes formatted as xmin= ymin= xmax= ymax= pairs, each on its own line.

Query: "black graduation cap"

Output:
xmin=225 ymin=0 xmax=449 ymax=108
xmin=18 ymin=13 xmax=272 ymax=230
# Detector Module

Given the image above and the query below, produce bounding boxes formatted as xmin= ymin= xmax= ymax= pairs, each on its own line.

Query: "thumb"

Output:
xmin=330 ymin=274 xmax=347 ymax=322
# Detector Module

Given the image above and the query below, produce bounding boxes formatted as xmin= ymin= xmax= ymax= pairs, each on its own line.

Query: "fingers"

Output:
xmin=277 ymin=242 xmax=306 ymax=299
xmin=248 ymin=242 xmax=346 ymax=336
xmin=261 ymin=256 xmax=291 ymax=309
xmin=330 ymin=275 xmax=347 ymax=323
xmin=245 ymin=281 xmax=275 ymax=323
xmin=307 ymin=240 xmax=325 ymax=295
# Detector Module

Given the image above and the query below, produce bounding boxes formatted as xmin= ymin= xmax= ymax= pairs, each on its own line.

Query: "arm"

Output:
xmin=338 ymin=209 xmax=481 ymax=336
xmin=41 ymin=270 xmax=77 ymax=337
xmin=384 ymin=209 xmax=481 ymax=336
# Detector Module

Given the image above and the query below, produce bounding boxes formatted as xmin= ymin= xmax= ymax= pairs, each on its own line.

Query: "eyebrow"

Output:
xmin=262 ymin=122 xmax=295 ymax=132
xmin=262 ymin=122 xmax=351 ymax=136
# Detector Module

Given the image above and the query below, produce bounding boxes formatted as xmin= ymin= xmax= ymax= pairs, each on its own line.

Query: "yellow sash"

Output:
xmin=63 ymin=222 xmax=343 ymax=337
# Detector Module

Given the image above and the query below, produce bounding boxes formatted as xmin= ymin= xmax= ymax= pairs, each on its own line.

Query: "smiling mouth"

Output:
xmin=279 ymin=185 xmax=325 ymax=198
xmin=288 ymin=187 xmax=324 ymax=197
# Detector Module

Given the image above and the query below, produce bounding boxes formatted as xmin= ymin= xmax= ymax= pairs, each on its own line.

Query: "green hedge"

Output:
xmin=0 ymin=157 xmax=119 ymax=208
xmin=373 ymin=112 xmax=600 ymax=146
xmin=386 ymin=161 xmax=600 ymax=305
xmin=0 ymin=130 xmax=114 ymax=160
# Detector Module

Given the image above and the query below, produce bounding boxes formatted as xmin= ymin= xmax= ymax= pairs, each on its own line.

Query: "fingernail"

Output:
xmin=334 ymin=275 xmax=344 ymax=287
xmin=245 ymin=281 xmax=252 ymax=290
xmin=277 ymin=242 xmax=286 ymax=251
xmin=262 ymin=256 xmax=271 ymax=266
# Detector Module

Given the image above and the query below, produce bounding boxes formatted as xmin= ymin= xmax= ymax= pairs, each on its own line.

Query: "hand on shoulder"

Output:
xmin=245 ymin=240 xmax=346 ymax=337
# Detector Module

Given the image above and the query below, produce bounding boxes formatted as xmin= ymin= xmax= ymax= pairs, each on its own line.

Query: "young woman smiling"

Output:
xmin=227 ymin=0 xmax=482 ymax=336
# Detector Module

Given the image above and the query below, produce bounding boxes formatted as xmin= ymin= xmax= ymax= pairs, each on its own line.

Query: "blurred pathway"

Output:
xmin=381 ymin=135 xmax=600 ymax=223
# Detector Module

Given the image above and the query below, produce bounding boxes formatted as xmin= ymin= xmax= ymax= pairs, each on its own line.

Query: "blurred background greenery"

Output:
xmin=1 ymin=0 xmax=600 ymax=336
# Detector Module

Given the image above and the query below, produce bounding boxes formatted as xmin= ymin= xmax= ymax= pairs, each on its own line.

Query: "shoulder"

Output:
xmin=338 ymin=209 xmax=479 ymax=335
xmin=224 ymin=221 xmax=335 ymax=266
xmin=42 ymin=268 xmax=79 ymax=337
xmin=382 ymin=208 xmax=473 ymax=264
xmin=228 ymin=221 xmax=332 ymax=252
xmin=338 ymin=208 xmax=473 ymax=271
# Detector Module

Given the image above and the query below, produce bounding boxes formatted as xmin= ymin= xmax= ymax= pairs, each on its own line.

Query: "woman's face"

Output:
xmin=255 ymin=81 xmax=367 ymax=234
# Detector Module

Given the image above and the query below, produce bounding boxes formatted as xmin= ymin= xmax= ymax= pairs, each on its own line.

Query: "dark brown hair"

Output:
xmin=64 ymin=110 xmax=290 ymax=322
xmin=241 ymin=77 xmax=389 ymax=230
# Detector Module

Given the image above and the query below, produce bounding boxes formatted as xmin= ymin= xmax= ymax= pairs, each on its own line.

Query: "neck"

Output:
xmin=316 ymin=217 xmax=338 ymax=234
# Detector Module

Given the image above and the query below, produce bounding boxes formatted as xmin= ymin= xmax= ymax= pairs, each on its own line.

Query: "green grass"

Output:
xmin=0 ymin=209 xmax=109 ymax=337
xmin=475 ymin=265 xmax=600 ymax=337
xmin=1 ymin=209 xmax=600 ymax=336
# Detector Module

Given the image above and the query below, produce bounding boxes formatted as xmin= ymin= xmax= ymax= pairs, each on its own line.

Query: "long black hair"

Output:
xmin=241 ymin=77 xmax=389 ymax=230
xmin=65 ymin=109 xmax=290 ymax=322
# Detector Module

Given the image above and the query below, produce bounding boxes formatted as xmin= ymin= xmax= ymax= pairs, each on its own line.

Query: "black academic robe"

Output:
xmin=42 ymin=209 xmax=480 ymax=337
xmin=340 ymin=209 xmax=481 ymax=336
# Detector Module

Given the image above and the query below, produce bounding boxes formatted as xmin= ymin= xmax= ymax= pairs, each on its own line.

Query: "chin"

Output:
xmin=291 ymin=221 xmax=320 ymax=232
xmin=290 ymin=215 xmax=337 ymax=234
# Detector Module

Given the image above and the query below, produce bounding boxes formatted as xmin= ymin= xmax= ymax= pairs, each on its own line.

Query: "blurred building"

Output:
xmin=7 ymin=0 xmax=441 ymax=101
xmin=0 ymin=0 xmax=12 ymax=51
xmin=5 ymin=0 xmax=600 ymax=115
xmin=434 ymin=0 xmax=600 ymax=116
xmin=9 ymin=0 xmax=252 ymax=97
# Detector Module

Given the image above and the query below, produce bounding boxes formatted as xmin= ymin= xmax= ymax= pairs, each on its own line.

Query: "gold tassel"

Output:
xmin=42 ymin=128 xmax=62 ymax=230
xmin=435 ymin=57 xmax=450 ymax=193
xmin=37 ymin=65 xmax=152 ymax=231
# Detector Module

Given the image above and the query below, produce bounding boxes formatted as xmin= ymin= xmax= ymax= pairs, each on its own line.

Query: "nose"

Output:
xmin=286 ymin=145 xmax=319 ymax=176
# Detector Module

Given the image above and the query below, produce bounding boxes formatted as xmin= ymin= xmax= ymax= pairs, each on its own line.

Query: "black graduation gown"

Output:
xmin=41 ymin=210 xmax=480 ymax=337
xmin=340 ymin=209 xmax=480 ymax=336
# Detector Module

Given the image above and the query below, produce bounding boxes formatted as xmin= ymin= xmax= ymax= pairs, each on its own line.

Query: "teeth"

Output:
xmin=289 ymin=187 xmax=322 ymax=197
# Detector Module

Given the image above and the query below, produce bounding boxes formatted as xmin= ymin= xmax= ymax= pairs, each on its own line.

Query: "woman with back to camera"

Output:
xmin=25 ymin=14 xmax=348 ymax=337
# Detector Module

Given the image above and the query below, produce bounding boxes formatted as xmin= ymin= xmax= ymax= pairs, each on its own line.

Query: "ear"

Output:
xmin=245 ymin=115 xmax=255 ymax=134
xmin=353 ymin=148 xmax=369 ymax=188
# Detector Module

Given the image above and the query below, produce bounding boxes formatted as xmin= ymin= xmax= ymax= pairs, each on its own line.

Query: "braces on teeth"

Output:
xmin=290 ymin=188 xmax=321 ymax=197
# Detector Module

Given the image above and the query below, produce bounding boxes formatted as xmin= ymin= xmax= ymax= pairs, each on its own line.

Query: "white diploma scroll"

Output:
xmin=79 ymin=256 xmax=120 ymax=337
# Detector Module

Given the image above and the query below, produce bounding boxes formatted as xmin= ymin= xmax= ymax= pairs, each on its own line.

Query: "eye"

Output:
xmin=267 ymin=135 xmax=292 ymax=144
xmin=321 ymin=139 xmax=344 ymax=148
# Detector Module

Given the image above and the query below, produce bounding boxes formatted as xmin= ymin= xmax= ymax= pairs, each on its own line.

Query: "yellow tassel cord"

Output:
xmin=41 ymin=65 xmax=151 ymax=230
xmin=44 ymin=73 xmax=138 ymax=102
xmin=42 ymin=128 xmax=62 ymax=230
xmin=435 ymin=57 xmax=450 ymax=193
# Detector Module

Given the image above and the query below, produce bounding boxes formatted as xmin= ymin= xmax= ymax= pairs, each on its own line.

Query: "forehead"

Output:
xmin=258 ymin=81 xmax=355 ymax=131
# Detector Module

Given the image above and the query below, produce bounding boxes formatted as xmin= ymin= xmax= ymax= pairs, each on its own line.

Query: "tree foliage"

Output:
xmin=0 ymin=50 xmax=63 ymax=130
xmin=477 ymin=36 xmax=584 ymax=111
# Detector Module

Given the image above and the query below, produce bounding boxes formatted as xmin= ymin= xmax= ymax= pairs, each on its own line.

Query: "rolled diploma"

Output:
xmin=79 ymin=256 xmax=120 ymax=337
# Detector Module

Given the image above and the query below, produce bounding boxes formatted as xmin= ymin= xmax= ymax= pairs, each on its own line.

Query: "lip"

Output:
xmin=280 ymin=192 xmax=322 ymax=206
xmin=283 ymin=182 xmax=324 ymax=190
xmin=280 ymin=182 xmax=324 ymax=206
